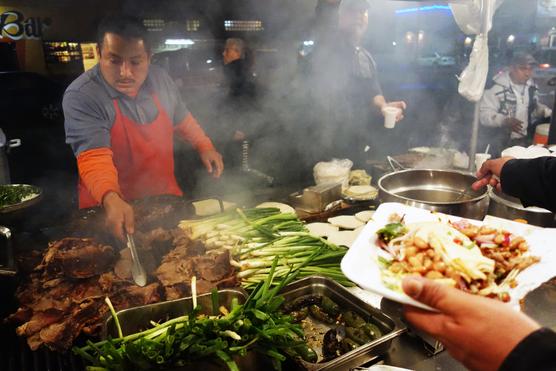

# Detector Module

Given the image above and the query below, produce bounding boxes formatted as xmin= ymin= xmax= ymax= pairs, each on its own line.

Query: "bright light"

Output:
xmin=507 ymin=35 xmax=515 ymax=44
xmin=303 ymin=40 xmax=314 ymax=46
xmin=405 ymin=32 xmax=414 ymax=43
xmin=464 ymin=37 xmax=472 ymax=46
xmin=165 ymin=39 xmax=195 ymax=46
xmin=206 ymin=59 xmax=213 ymax=64
xmin=396 ymin=5 xmax=451 ymax=14
xmin=418 ymin=30 xmax=424 ymax=42
xmin=539 ymin=63 xmax=551 ymax=69
xmin=392 ymin=41 xmax=397 ymax=46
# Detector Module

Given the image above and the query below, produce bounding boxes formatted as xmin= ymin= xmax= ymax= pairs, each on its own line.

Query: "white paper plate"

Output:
xmin=341 ymin=202 xmax=556 ymax=311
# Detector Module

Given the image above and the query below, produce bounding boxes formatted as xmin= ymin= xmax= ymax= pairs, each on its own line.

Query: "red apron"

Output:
xmin=78 ymin=94 xmax=182 ymax=208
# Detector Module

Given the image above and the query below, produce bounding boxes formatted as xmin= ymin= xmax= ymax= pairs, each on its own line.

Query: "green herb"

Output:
xmin=74 ymin=258 xmax=310 ymax=371
xmin=179 ymin=208 xmax=352 ymax=289
xmin=0 ymin=185 xmax=39 ymax=207
xmin=376 ymin=223 xmax=408 ymax=244
xmin=377 ymin=256 xmax=392 ymax=268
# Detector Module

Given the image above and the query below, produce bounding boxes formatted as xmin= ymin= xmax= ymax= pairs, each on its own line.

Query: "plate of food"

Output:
xmin=341 ymin=203 xmax=554 ymax=311
xmin=0 ymin=184 xmax=42 ymax=213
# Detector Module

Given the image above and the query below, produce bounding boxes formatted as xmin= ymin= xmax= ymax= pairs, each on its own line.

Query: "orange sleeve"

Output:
xmin=77 ymin=148 xmax=121 ymax=204
xmin=174 ymin=113 xmax=215 ymax=152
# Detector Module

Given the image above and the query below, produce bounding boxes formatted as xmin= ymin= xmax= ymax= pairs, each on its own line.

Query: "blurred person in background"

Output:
xmin=223 ymin=38 xmax=256 ymax=100
xmin=480 ymin=52 xmax=552 ymax=156
xmin=63 ymin=15 xmax=223 ymax=240
xmin=207 ymin=37 xmax=265 ymax=170
xmin=402 ymin=276 xmax=556 ymax=371
xmin=307 ymin=0 xmax=407 ymax=165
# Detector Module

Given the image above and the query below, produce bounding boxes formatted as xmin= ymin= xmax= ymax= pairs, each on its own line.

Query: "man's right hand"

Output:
xmin=503 ymin=117 xmax=524 ymax=134
xmin=402 ymin=276 xmax=539 ymax=371
xmin=102 ymin=191 xmax=134 ymax=240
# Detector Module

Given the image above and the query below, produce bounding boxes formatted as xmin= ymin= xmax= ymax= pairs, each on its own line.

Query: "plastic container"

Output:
xmin=533 ymin=124 xmax=550 ymax=145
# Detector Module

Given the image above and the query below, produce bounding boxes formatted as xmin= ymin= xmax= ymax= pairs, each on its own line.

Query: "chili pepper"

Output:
xmin=342 ymin=311 xmax=366 ymax=328
xmin=309 ymin=304 xmax=335 ymax=324
xmin=320 ymin=296 xmax=340 ymax=317
xmin=345 ymin=326 xmax=371 ymax=345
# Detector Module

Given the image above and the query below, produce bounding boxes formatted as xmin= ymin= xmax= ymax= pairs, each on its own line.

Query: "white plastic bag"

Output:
xmin=457 ymin=33 xmax=489 ymax=102
xmin=313 ymin=158 xmax=353 ymax=189
xmin=450 ymin=0 xmax=504 ymax=102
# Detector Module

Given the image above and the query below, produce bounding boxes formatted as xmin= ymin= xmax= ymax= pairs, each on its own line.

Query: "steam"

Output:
xmin=164 ymin=0 xmax=474 ymax=201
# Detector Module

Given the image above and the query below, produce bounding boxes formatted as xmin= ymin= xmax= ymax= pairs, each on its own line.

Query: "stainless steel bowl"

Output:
xmin=378 ymin=169 xmax=489 ymax=219
xmin=0 ymin=184 xmax=42 ymax=214
xmin=488 ymin=188 xmax=555 ymax=227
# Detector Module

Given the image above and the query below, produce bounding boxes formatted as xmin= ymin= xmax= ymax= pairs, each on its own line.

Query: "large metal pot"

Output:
xmin=488 ymin=188 xmax=555 ymax=227
xmin=378 ymin=169 xmax=489 ymax=219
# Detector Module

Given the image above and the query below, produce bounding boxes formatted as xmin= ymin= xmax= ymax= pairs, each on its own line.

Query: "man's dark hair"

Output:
xmin=97 ymin=15 xmax=151 ymax=53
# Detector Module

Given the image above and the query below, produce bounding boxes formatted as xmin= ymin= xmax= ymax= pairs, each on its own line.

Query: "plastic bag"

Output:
xmin=313 ymin=158 xmax=353 ymax=189
xmin=457 ymin=33 xmax=489 ymax=102
xmin=450 ymin=0 xmax=504 ymax=102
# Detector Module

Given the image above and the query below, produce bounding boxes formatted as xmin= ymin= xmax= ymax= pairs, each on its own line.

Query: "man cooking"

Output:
xmin=63 ymin=15 xmax=223 ymax=240
xmin=480 ymin=52 xmax=552 ymax=155
xmin=307 ymin=0 xmax=406 ymax=165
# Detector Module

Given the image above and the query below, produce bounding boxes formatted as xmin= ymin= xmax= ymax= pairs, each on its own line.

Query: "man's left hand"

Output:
xmin=200 ymin=149 xmax=224 ymax=178
xmin=384 ymin=101 xmax=407 ymax=122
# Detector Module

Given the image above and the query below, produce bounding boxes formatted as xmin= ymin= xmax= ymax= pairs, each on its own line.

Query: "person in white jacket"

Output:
xmin=479 ymin=52 xmax=552 ymax=153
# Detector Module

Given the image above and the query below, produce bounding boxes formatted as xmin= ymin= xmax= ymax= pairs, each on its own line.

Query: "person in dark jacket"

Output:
xmin=307 ymin=0 xmax=406 ymax=165
xmin=472 ymin=156 xmax=556 ymax=212
xmin=402 ymin=276 xmax=556 ymax=371
xmin=222 ymin=38 xmax=255 ymax=99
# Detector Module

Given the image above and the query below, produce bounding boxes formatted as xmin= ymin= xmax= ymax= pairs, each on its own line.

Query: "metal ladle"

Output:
xmin=126 ymin=233 xmax=147 ymax=287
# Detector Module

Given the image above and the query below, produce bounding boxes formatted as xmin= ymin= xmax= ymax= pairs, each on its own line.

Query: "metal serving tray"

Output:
xmin=103 ymin=289 xmax=277 ymax=371
xmin=280 ymin=276 xmax=406 ymax=371
xmin=103 ymin=288 xmax=247 ymax=337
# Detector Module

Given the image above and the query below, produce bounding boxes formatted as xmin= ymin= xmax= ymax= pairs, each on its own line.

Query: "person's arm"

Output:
xmin=472 ymin=156 xmax=556 ymax=212
xmin=499 ymin=327 xmax=556 ymax=371
xmin=363 ymin=52 xmax=406 ymax=121
xmin=401 ymin=276 xmax=541 ymax=371
xmin=77 ymin=148 xmax=134 ymax=239
xmin=500 ymin=156 xmax=556 ymax=212
xmin=63 ymin=89 xmax=133 ymax=239
xmin=174 ymin=113 xmax=223 ymax=178
xmin=158 ymin=67 xmax=224 ymax=178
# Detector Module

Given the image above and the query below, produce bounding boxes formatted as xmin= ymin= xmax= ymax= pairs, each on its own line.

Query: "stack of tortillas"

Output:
xmin=342 ymin=185 xmax=378 ymax=200
xmin=305 ymin=210 xmax=375 ymax=247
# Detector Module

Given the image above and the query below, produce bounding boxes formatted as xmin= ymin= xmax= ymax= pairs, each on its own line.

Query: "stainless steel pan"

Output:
xmin=378 ymin=168 xmax=489 ymax=219
xmin=488 ymin=188 xmax=555 ymax=227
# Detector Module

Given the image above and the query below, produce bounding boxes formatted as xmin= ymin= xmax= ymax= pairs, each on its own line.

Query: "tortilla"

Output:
xmin=354 ymin=225 xmax=365 ymax=235
xmin=256 ymin=202 xmax=295 ymax=214
xmin=306 ymin=222 xmax=339 ymax=238
xmin=327 ymin=215 xmax=364 ymax=230
xmin=327 ymin=230 xmax=359 ymax=247
xmin=193 ymin=199 xmax=236 ymax=217
xmin=355 ymin=210 xmax=375 ymax=223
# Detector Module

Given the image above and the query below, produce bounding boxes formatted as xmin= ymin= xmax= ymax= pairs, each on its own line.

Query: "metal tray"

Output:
xmin=102 ymin=288 xmax=277 ymax=370
xmin=0 ymin=184 xmax=42 ymax=214
xmin=279 ymin=276 xmax=406 ymax=371
xmin=103 ymin=288 xmax=247 ymax=337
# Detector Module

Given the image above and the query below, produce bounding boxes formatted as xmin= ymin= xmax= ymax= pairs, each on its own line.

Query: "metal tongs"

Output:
xmin=126 ymin=233 xmax=147 ymax=287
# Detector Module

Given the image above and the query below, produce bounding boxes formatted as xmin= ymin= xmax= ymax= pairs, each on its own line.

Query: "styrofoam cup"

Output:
xmin=475 ymin=153 xmax=491 ymax=171
xmin=382 ymin=106 xmax=401 ymax=129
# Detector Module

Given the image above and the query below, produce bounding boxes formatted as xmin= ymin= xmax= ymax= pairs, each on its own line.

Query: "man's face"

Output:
xmin=338 ymin=7 xmax=369 ymax=38
xmin=509 ymin=64 xmax=533 ymax=85
xmin=98 ymin=32 xmax=150 ymax=97
xmin=222 ymin=44 xmax=241 ymax=65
